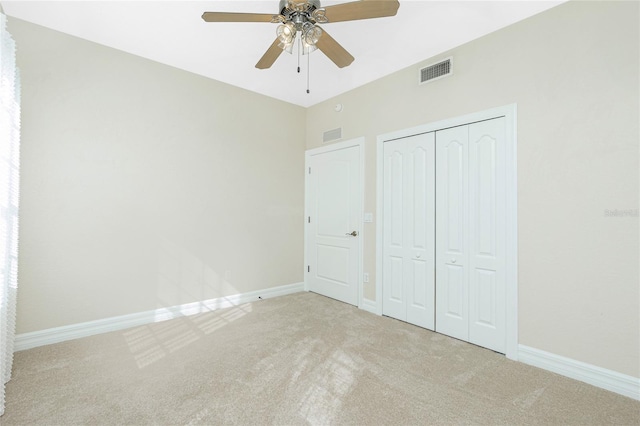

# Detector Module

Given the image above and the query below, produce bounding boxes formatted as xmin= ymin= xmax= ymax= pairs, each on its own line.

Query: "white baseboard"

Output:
xmin=518 ymin=345 xmax=640 ymax=400
xmin=15 ymin=282 xmax=304 ymax=352
xmin=359 ymin=298 xmax=379 ymax=315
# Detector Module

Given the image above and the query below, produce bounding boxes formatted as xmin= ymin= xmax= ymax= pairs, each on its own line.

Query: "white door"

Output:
xmin=435 ymin=118 xmax=507 ymax=353
xmin=468 ymin=118 xmax=506 ymax=352
xmin=306 ymin=143 xmax=361 ymax=306
xmin=435 ymin=125 xmax=469 ymax=341
xmin=382 ymin=133 xmax=435 ymax=329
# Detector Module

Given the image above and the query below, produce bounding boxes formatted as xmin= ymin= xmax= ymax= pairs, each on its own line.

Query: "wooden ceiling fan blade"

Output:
xmin=201 ymin=12 xmax=276 ymax=23
xmin=316 ymin=30 xmax=355 ymax=68
xmin=323 ymin=0 xmax=399 ymax=23
xmin=256 ymin=38 xmax=284 ymax=69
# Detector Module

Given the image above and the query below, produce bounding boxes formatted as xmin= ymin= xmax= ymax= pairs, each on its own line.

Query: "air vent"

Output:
xmin=323 ymin=127 xmax=342 ymax=143
xmin=419 ymin=57 xmax=452 ymax=84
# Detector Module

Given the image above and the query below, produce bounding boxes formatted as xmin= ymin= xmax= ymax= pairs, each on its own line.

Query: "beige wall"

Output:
xmin=306 ymin=1 xmax=639 ymax=377
xmin=10 ymin=18 xmax=306 ymax=334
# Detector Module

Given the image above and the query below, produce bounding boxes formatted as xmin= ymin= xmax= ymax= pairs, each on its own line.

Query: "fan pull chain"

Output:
xmin=306 ymin=52 xmax=310 ymax=94
xmin=297 ymin=37 xmax=301 ymax=73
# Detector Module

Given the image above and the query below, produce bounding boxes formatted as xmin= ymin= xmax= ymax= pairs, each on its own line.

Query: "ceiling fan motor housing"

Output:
xmin=279 ymin=0 xmax=322 ymax=28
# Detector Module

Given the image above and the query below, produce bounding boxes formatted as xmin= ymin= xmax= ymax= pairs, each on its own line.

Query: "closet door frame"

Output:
xmin=375 ymin=104 xmax=518 ymax=360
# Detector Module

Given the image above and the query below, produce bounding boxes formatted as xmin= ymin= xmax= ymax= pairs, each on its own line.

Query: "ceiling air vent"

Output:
xmin=323 ymin=127 xmax=342 ymax=143
xmin=419 ymin=57 xmax=452 ymax=85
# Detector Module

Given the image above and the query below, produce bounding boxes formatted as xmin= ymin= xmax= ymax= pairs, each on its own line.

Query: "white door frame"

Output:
xmin=304 ymin=137 xmax=366 ymax=308
xmin=376 ymin=104 xmax=518 ymax=360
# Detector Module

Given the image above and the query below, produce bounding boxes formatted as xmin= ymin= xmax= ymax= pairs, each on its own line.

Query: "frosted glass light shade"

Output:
xmin=302 ymin=23 xmax=322 ymax=46
xmin=276 ymin=22 xmax=295 ymax=45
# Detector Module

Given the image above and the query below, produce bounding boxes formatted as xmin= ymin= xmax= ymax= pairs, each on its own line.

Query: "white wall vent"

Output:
xmin=323 ymin=127 xmax=342 ymax=143
xmin=419 ymin=57 xmax=452 ymax=84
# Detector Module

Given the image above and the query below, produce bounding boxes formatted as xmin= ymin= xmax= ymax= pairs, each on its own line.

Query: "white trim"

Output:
xmin=375 ymin=104 xmax=518 ymax=359
xmin=375 ymin=135 xmax=385 ymax=316
xmin=377 ymin=104 xmax=518 ymax=143
xmin=519 ymin=345 xmax=640 ymax=401
xmin=304 ymin=138 xmax=366 ymax=309
xmin=14 ymin=282 xmax=304 ymax=352
xmin=504 ymin=104 xmax=519 ymax=360
xmin=304 ymin=155 xmax=311 ymax=293
xmin=360 ymin=298 xmax=379 ymax=315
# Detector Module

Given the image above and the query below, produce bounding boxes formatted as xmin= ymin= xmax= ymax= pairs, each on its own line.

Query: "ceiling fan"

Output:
xmin=202 ymin=0 xmax=400 ymax=69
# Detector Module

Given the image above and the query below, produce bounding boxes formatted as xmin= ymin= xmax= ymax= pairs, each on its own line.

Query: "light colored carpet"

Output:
xmin=2 ymin=292 xmax=639 ymax=425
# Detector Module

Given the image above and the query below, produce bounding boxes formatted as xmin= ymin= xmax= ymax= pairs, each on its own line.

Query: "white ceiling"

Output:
xmin=2 ymin=0 xmax=563 ymax=107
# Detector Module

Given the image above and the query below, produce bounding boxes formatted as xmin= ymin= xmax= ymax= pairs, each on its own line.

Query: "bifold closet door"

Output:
xmin=434 ymin=125 xmax=469 ymax=341
xmin=382 ymin=132 xmax=435 ymax=330
xmin=435 ymin=117 xmax=507 ymax=353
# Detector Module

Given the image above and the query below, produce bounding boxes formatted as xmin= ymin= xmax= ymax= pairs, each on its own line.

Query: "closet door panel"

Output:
xmin=382 ymin=133 xmax=435 ymax=329
xmin=406 ymin=133 xmax=435 ymax=330
xmin=468 ymin=118 xmax=506 ymax=353
xmin=382 ymin=140 xmax=407 ymax=320
xmin=435 ymin=125 xmax=469 ymax=341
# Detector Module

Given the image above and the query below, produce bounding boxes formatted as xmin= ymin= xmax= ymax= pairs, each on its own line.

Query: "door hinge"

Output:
xmin=308 ymin=167 xmax=311 ymax=174
xmin=307 ymin=265 xmax=310 ymax=272
xmin=308 ymin=216 xmax=311 ymax=223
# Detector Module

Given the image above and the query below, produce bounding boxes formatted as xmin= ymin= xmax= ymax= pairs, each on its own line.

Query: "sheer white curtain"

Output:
xmin=0 ymin=11 xmax=20 ymax=417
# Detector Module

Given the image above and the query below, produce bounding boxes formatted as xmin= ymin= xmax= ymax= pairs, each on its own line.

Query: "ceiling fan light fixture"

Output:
xmin=279 ymin=40 xmax=295 ymax=54
xmin=276 ymin=22 xmax=296 ymax=45
xmin=302 ymin=23 xmax=323 ymax=46
xmin=302 ymin=42 xmax=318 ymax=55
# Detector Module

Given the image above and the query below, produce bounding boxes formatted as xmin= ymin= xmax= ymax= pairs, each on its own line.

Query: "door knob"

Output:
xmin=451 ymin=259 xmax=457 ymax=263
xmin=416 ymin=253 xmax=421 ymax=258
xmin=345 ymin=231 xmax=358 ymax=237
